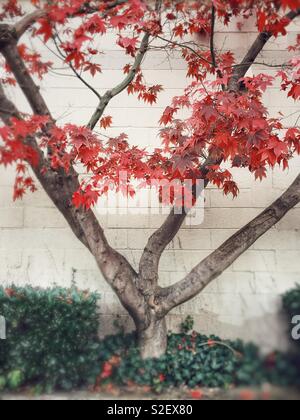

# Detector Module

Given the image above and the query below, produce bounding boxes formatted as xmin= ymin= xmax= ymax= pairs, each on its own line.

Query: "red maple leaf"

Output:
xmin=35 ymin=18 xmax=53 ymax=42
xmin=84 ymin=62 xmax=102 ymax=77
xmin=288 ymin=83 xmax=300 ymax=100
xmin=84 ymin=15 xmax=106 ymax=34
xmin=100 ymin=116 xmax=113 ymax=130
xmin=118 ymin=36 xmax=138 ymax=56
xmin=159 ymin=107 xmax=178 ymax=126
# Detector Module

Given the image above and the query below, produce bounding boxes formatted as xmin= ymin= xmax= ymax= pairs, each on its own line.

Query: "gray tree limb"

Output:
xmin=0 ymin=31 xmax=145 ymax=324
xmin=229 ymin=7 xmax=300 ymax=90
xmin=139 ymin=6 xmax=300 ymax=291
xmin=158 ymin=173 xmax=300 ymax=315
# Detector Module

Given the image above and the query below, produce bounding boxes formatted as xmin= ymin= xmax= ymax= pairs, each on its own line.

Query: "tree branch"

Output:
xmin=155 ymin=35 xmax=213 ymax=66
xmin=52 ymin=32 xmax=102 ymax=101
xmin=138 ymin=155 xmax=217 ymax=288
xmin=229 ymin=8 xmax=300 ymax=90
xmin=158 ymin=173 xmax=300 ymax=315
xmin=141 ymin=5 xmax=300 ymax=290
xmin=11 ymin=0 xmax=128 ymax=40
xmin=87 ymin=32 xmax=150 ymax=130
xmin=210 ymin=5 xmax=217 ymax=68
xmin=1 ymin=43 xmax=52 ymax=117
xmin=0 ymin=37 xmax=143 ymax=319
xmin=14 ymin=10 xmax=46 ymax=39
xmin=0 ymin=81 xmax=91 ymax=250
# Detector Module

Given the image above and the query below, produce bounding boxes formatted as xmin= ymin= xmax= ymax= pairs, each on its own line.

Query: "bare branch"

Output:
xmin=14 ymin=10 xmax=46 ymax=39
xmin=158 ymin=173 xmax=300 ymax=315
xmin=52 ymin=32 xmax=102 ymax=101
xmin=210 ymin=5 xmax=217 ymax=68
xmin=210 ymin=5 xmax=225 ymax=89
xmin=87 ymin=32 xmax=150 ymax=130
xmin=154 ymin=37 xmax=290 ymax=71
xmin=13 ymin=0 xmax=127 ymax=39
xmin=155 ymin=35 xmax=213 ymax=66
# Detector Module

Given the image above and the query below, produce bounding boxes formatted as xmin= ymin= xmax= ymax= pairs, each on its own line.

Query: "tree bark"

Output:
xmin=158 ymin=173 xmax=300 ymax=315
xmin=137 ymin=315 xmax=168 ymax=359
xmin=0 ymin=30 xmax=148 ymax=337
xmin=0 ymin=6 xmax=300 ymax=361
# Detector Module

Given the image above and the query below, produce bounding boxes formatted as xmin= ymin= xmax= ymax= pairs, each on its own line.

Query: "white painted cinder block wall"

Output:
xmin=0 ymin=1 xmax=299 ymax=352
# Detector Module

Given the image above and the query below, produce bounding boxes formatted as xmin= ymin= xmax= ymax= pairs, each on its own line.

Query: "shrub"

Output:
xmin=0 ymin=285 xmax=101 ymax=392
xmin=0 ymin=287 xmax=299 ymax=394
xmin=180 ymin=315 xmax=194 ymax=334
xmin=283 ymin=284 xmax=300 ymax=315
xmin=96 ymin=331 xmax=300 ymax=393
xmin=283 ymin=285 xmax=300 ymax=345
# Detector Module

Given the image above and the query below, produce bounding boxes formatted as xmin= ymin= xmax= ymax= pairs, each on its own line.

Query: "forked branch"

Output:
xmin=158 ymin=173 xmax=300 ymax=315
xmin=0 ymin=30 xmax=140 ymax=309
xmin=140 ymin=6 xmax=300 ymax=288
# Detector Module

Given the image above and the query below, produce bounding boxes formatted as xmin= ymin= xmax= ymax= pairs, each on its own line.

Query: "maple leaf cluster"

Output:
xmin=0 ymin=0 xmax=23 ymax=20
xmin=278 ymin=57 xmax=300 ymax=100
xmin=0 ymin=0 xmax=299 ymax=208
xmin=158 ymin=72 xmax=297 ymax=197
xmin=126 ymin=69 xmax=164 ymax=105
xmin=17 ymin=44 xmax=52 ymax=80
xmin=0 ymin=116 xmax=47 ymax=199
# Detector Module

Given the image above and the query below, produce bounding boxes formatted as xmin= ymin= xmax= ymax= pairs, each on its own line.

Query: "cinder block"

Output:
xmin=170 ymin=229 xmax=212 ymax=250
xmin=216 ymin=271 xmax=255 ymax=294
xmin=267 ymin=272 xmax=300 ymax=294
xmin=275 ymin=250 xmax=300 ymax=273
xmin=72 ymin=269 xmax=111 ymax=292
xmin=24 ymin=207 xmax=67 ymax=228
xmin=232 ymin=250 xmax=276 ymax=272
xmin=211 ymin=229 xmax=237 ymax=249
xmin=159 ymin=250 xmax=211 ymax=272
xmin=0 ymin=186 xmax=24 ymax=208
xmin=254 ymin=229 xmax=300 ymax=250
xmin=64 ymin=249 xmax=98 ymax=271
xmin=0 ymin=228 xmax=85 ymax=250
xmin=277 ymin=209 xmax=300 ymax=230
xmin=210 ymin=189 xmax=252 ymax=208
xmin=272 ymin=166 xmax=300 ymax=189
xmin=201 ymin=208 xmax=261 ymax=229
xmin=105 ymin=229 xmax=127 ymax=249
xmin=0 ymin=208 xmax=23 ymax=228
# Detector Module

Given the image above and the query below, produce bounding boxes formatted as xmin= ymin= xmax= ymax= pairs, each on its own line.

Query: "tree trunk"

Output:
xmin=137 ymin=316 xmax=168 ymax=359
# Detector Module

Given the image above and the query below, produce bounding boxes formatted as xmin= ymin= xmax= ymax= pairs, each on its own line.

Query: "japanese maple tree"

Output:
xmin=0 ymin=0 xmax=300 ymax=358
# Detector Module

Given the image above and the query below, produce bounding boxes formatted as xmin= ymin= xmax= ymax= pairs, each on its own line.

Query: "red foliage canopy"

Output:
xmin=0 ymin=0 xmax=299 ymax=208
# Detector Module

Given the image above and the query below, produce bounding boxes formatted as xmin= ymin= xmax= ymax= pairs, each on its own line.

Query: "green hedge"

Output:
xmin=96 ymin=332 xmax=300 ymax=393
xmin=0 ymin=286 xmax=101 ymax=391
xmin=283 ymin=284 xmax=300 ymax=349
xmin=283 ymin=284 xmax=300 ymax=317
xmin=0 ymin=284 xmax=299 ymax=393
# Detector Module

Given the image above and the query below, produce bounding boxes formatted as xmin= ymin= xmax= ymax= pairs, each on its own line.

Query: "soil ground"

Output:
xmin=1 ymin=386 xmax=300 ymax=400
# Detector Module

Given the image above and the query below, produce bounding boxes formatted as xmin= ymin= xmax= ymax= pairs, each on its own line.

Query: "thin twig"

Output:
xmin=52 ymin=31 xmax=102 ymax=101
